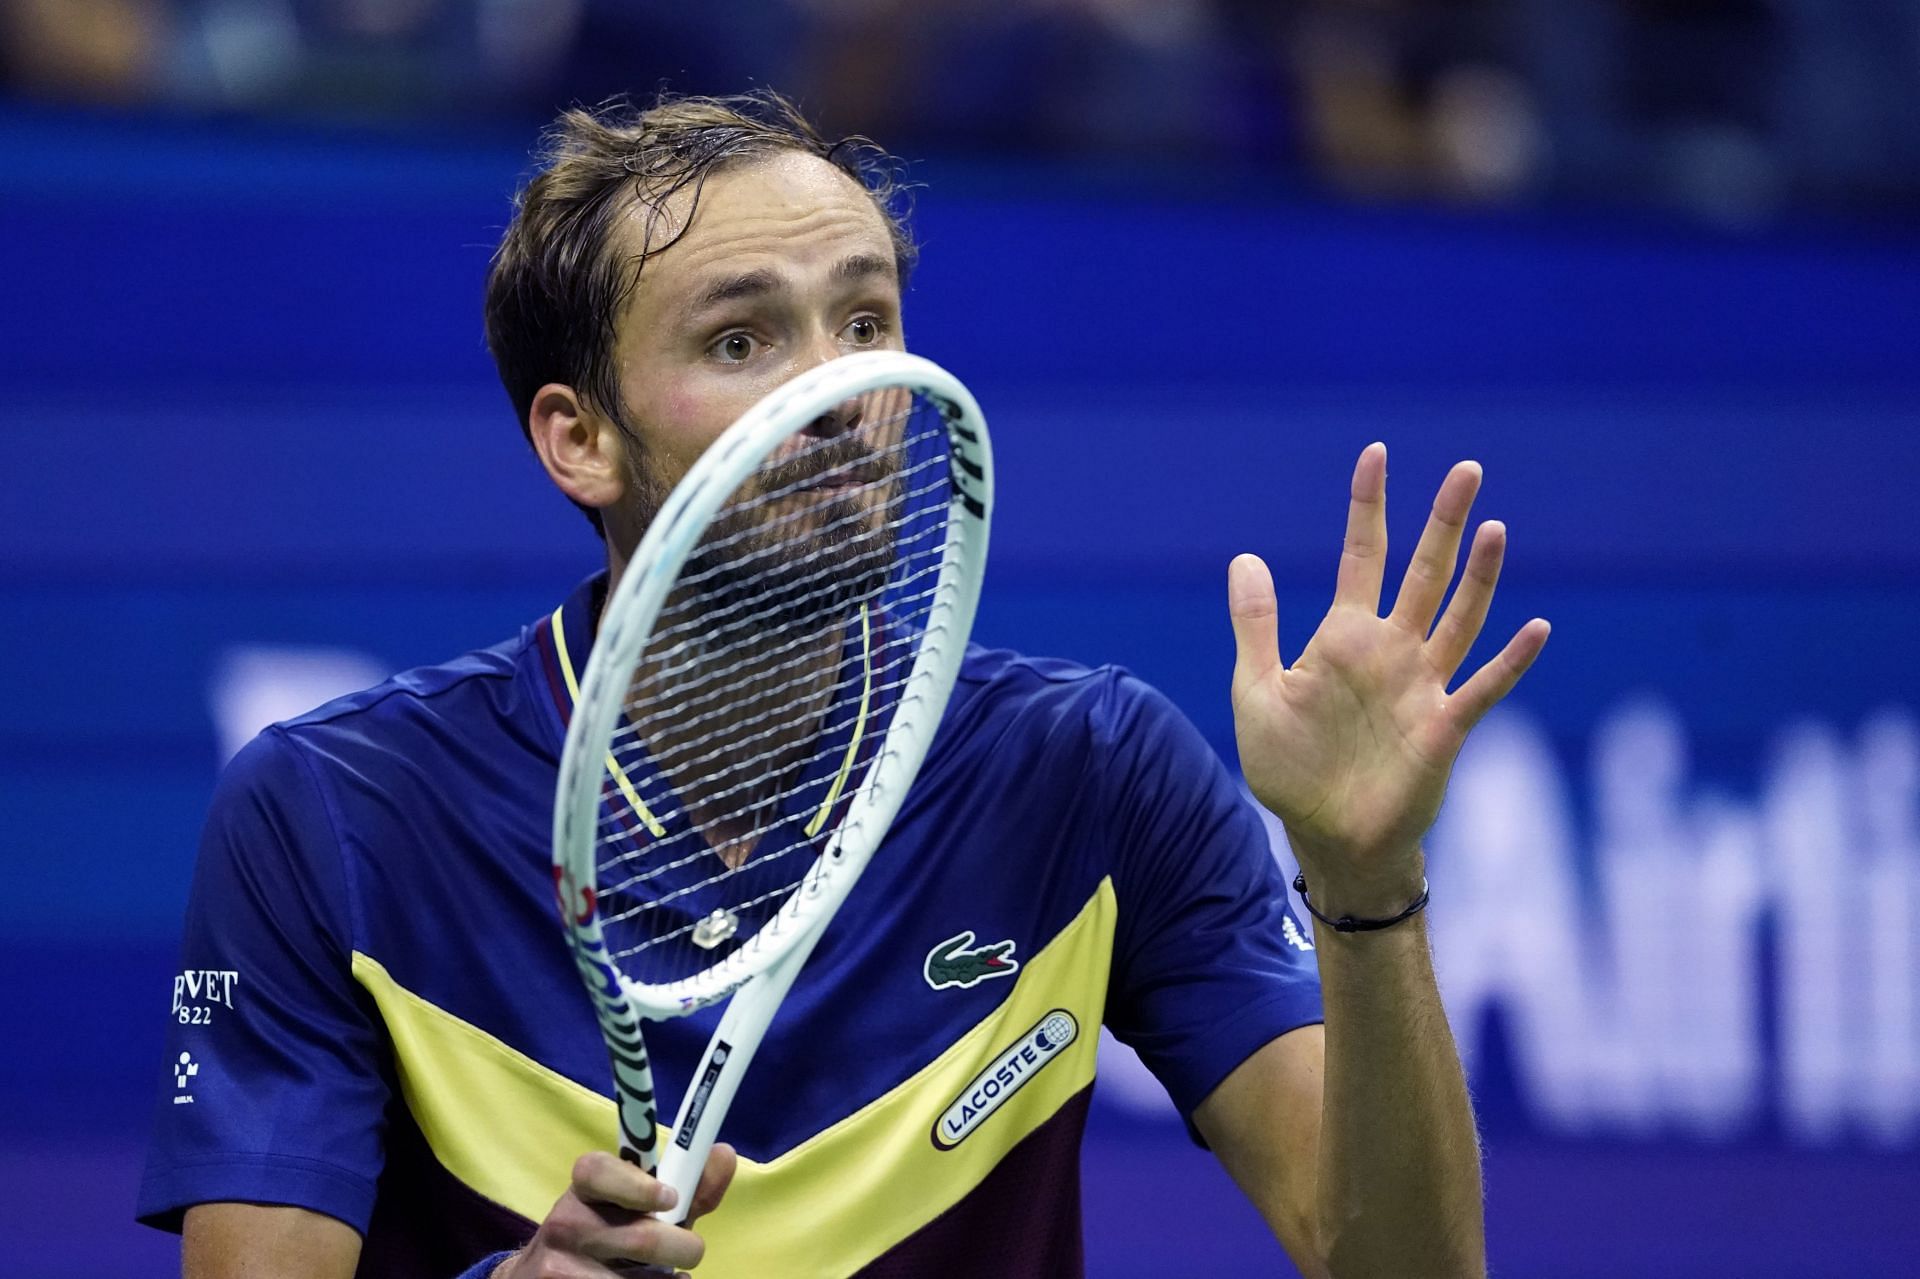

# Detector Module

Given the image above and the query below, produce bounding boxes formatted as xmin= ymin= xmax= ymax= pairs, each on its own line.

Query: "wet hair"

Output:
xmin=484 ymin=90 xmax=917 ymax=533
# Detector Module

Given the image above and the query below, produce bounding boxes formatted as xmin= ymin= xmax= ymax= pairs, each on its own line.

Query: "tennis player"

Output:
xmin=140 ymin=92 xmax=1546 ymax=1278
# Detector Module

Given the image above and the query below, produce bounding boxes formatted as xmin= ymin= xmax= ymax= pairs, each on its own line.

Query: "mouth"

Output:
xmin=794 ymin=463 xmax=885 ymax=495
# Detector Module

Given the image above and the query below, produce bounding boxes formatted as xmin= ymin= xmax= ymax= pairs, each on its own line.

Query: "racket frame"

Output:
xmin=552 ymin=350 xmax=992 ymax=1219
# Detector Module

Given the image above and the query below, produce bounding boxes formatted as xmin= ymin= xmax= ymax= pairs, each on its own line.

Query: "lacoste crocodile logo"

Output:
xmin=924 ymin=930 xmax=1020 ymax=990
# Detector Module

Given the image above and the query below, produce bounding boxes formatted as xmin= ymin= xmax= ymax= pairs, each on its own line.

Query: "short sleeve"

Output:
xmin=1096 ymin=673 xmax=1324 ymax=1119
xmin=137 ymin=728 xmax=389 ymax=1235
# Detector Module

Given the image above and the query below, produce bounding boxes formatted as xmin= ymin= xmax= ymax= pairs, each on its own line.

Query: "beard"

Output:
xmin=688 ymin=446 xmax=901 ymax=634
xmin=611 ymin=422 xmax=902 ymax=639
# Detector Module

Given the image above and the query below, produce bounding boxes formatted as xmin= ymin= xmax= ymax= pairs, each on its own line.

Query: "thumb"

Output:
xmin=1227 ymin=553 xmax=1283 ymax=687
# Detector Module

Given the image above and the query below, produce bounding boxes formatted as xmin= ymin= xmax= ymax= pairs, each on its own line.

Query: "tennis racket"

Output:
xmin=551 ymin=350 xmax=992 ymax=1224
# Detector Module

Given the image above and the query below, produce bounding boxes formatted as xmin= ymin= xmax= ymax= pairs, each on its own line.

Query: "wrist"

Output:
xmin=1293 ymin=870 xmax=1429 ymax=934
xmin=1288 ymin=844 xmax=1425 ymax=919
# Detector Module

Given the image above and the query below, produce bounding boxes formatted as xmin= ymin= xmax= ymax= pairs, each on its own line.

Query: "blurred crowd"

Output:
xmin=3 ymin=0 xmax=1917 ymax=224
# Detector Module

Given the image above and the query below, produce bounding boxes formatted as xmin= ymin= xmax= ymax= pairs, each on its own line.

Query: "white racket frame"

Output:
xmin=552 ymin=351 xmax=992 ymax=1221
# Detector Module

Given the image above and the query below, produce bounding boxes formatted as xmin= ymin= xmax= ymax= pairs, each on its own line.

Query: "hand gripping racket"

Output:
xmin=552 ymin=351 xmax=992 ymax=1224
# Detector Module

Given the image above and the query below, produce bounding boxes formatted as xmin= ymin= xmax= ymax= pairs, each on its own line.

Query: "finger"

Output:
xmin=1333 ymin=442 xmax=1389 ymax=612
xmin=573 ymin=1151 xmax=679 ymax=1217
xmin=584 ymin=1217 xmax=706 ymax=1271
xmin=1389 ymin=460 xmax=1481 ymax=634
xmin=1426 ymin=520 xmax=1506 ymax=676
xmin=687 ymin=1143 xmax=737 ymax=1224
xmin=1449 ymin=618 xmax=1550 ymax=730
xmin=1227 ymin=553 xmax=1284 ymax=688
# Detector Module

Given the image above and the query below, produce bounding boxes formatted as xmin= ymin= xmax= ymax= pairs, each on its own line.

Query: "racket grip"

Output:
xmin=652 ymin=930 xmax=820 ymax=1225
xmin=651 ymin=983 xmax=772 ymax=1226
xmin=653 ymin=1134 xmax=709 ymax=1227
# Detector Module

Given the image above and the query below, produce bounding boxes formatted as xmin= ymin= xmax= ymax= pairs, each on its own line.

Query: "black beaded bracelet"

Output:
xmin=1292 ymin=872 xmax=1430 ymax=933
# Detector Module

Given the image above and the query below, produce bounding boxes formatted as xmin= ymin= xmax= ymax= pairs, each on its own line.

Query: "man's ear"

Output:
xmin=526 ymin=383 xmax=630 ymax=515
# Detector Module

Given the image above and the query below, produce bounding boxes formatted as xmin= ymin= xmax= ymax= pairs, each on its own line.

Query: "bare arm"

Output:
xmin=183 ymin=1203 xmax=361 ymax=1279
xmin=1308 ymin=910 xmax=1479 ymax=1275
xmin=1192 ymin=1025 xmax=1326 ymax=1275
xmin=1218 ymin=444 xmax=1549 ymax=1276
xmin=1196 ymin=918 xmax=1482 ymax=1277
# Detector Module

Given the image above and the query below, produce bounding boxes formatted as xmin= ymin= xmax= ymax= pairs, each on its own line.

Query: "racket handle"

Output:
xmin=653 ymin=1137 xmax=714 ymax=1228
xmin=653 ymin=928 xmax=820 ymax=1224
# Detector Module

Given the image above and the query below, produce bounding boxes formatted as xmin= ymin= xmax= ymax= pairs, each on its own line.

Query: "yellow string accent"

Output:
xmin=551 ymin=604 xmax=666 ymax=838
xmin=806 ymin=605 xmax=873 ymax=838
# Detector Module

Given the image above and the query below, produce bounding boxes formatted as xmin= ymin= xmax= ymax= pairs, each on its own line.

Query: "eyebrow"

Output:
xmin=688 ymin=253 xmax=898 ymax=315
xmin=692 ymin=268 xmax=781 ymax=312
xmin=831 ymin=253 xmax=897 ymax=286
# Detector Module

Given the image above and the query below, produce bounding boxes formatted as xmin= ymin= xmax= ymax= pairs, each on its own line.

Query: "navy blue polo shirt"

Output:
xmin=138 ymin=573 xmax=1323 ymax=1277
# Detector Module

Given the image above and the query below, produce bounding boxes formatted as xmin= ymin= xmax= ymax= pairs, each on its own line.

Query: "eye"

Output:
xmin=712 ymin=332 xmax=759 ymax=364
xmin=845 ymin=317 xmax=882 ymax=346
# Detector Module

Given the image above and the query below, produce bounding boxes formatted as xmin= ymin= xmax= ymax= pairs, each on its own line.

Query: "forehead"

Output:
xmin=621 ymin=152 xmax=896 ymax=308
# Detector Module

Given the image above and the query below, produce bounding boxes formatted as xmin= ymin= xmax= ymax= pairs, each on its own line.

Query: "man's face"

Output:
xmin=603 ymin=150 xmax=907 ymax=550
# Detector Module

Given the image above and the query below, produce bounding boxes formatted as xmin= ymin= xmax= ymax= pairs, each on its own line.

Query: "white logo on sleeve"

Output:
xmin=1281 ymin=914 xmax=1315 ymax=952
xmin=173 ymin=969 xmax=240 ymax=1025
xmin=173 ymin=1052 xmax=200 ymax=1104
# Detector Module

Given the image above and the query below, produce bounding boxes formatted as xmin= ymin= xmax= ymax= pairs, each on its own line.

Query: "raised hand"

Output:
xmin=1227 ymin=442 xmax=1549 ymax=917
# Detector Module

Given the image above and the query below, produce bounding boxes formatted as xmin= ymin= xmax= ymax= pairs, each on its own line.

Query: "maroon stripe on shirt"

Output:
xmin=533 ymin=616 xmax=572 ymax=727
xmin=854 ymin=1084 xmax=1093 ymax=1278
xmin=356 ymin=1095 xmax=532 ymax=1278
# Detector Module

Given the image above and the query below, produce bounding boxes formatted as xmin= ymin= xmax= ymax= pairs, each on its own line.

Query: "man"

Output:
xmin=140 ymin=91 xmax=1547 ymax=1278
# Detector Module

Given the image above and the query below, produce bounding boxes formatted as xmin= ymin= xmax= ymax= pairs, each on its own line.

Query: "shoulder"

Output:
xmin=952 ymin=644 xmax=1166 ymax=724
xmin=281 ymin=631 xmax=529 ymax=736
xmin=949 ymin=644 xmax=1195 ymax=754
xmin=271 ymin=629 xmax=534 ymax=761
xmin=933 ymin=645 xmax=1220 ymax=812
xmin=219 ymin=626 xmax=544 ymax=827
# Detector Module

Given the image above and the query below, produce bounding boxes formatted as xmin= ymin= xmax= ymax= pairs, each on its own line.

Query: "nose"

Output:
xmin=791 ymin=325 xmax=862 ymax=438
xmin=795 ymin=322 xmax=845 ymax=376
xmin=804 ymin=396 xmax=864 ymax=440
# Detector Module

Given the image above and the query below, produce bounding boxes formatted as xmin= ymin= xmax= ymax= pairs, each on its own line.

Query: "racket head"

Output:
xmin=552 ymin=351 xmax=990 ymax=1156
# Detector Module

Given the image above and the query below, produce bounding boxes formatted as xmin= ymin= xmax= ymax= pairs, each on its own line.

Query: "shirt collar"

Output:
xmin=541 ymin=568 xmax=880 ymax=848
xmin=546 ymin=570 xmax=607 ymax=714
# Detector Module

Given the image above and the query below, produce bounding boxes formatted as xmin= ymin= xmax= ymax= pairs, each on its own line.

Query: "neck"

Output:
xmin=600 ymin=543 xmax=630 ymax=626
xmin=603 ymin=548 xmax=849 ymax=869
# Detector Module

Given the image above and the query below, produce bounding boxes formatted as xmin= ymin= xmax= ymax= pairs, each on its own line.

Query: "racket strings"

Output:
xmin=590 ymin=565 xmax=959 ymax=856
xmin=595 ymin=562 xmax=941 ymax=832
xmin=610 ymin=879 xmax=811 ymax=961
xmin=591 ymin=578 xmax=947 ymax=891
xmin=596 ymin=488 xmax=952 ymax=823
xmin=592 ymin=654 xmax=936 ymax=888
xmin=622 ymin=492 xmax=951 ymax=688
xmin=597 ymin=613 xmax=945 ymax=835
xmin=593 ymin=391 xmax=956 ymax=987
xmin=605 ymin=534 xmax=950 ymax=761
xmin=600 ymin=568 xmax=953 ymax=781
xmin=630 ymin=422 xmax=944 ymax=607
xmin=623 ymin=465 xmax=953 ymax=674
xmin=650 ymin=433 xmax=944 ymax=580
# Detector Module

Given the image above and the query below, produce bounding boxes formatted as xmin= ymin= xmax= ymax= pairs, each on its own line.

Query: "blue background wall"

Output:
xmin=3 ymin=106 xmax=1918 ymax=1276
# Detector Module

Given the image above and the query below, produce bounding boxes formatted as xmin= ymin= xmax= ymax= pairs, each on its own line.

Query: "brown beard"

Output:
xmin=605 ymin=431 xmax=674 ymax=563
xmin=680 ymin=455 xmax=901 ymax=634
xmin=609 ymin=418 xmax=901 ymax=631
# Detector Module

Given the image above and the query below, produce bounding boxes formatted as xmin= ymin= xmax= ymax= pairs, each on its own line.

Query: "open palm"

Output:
xmin=1229 ymin=444 xmax=1549 ymax=912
